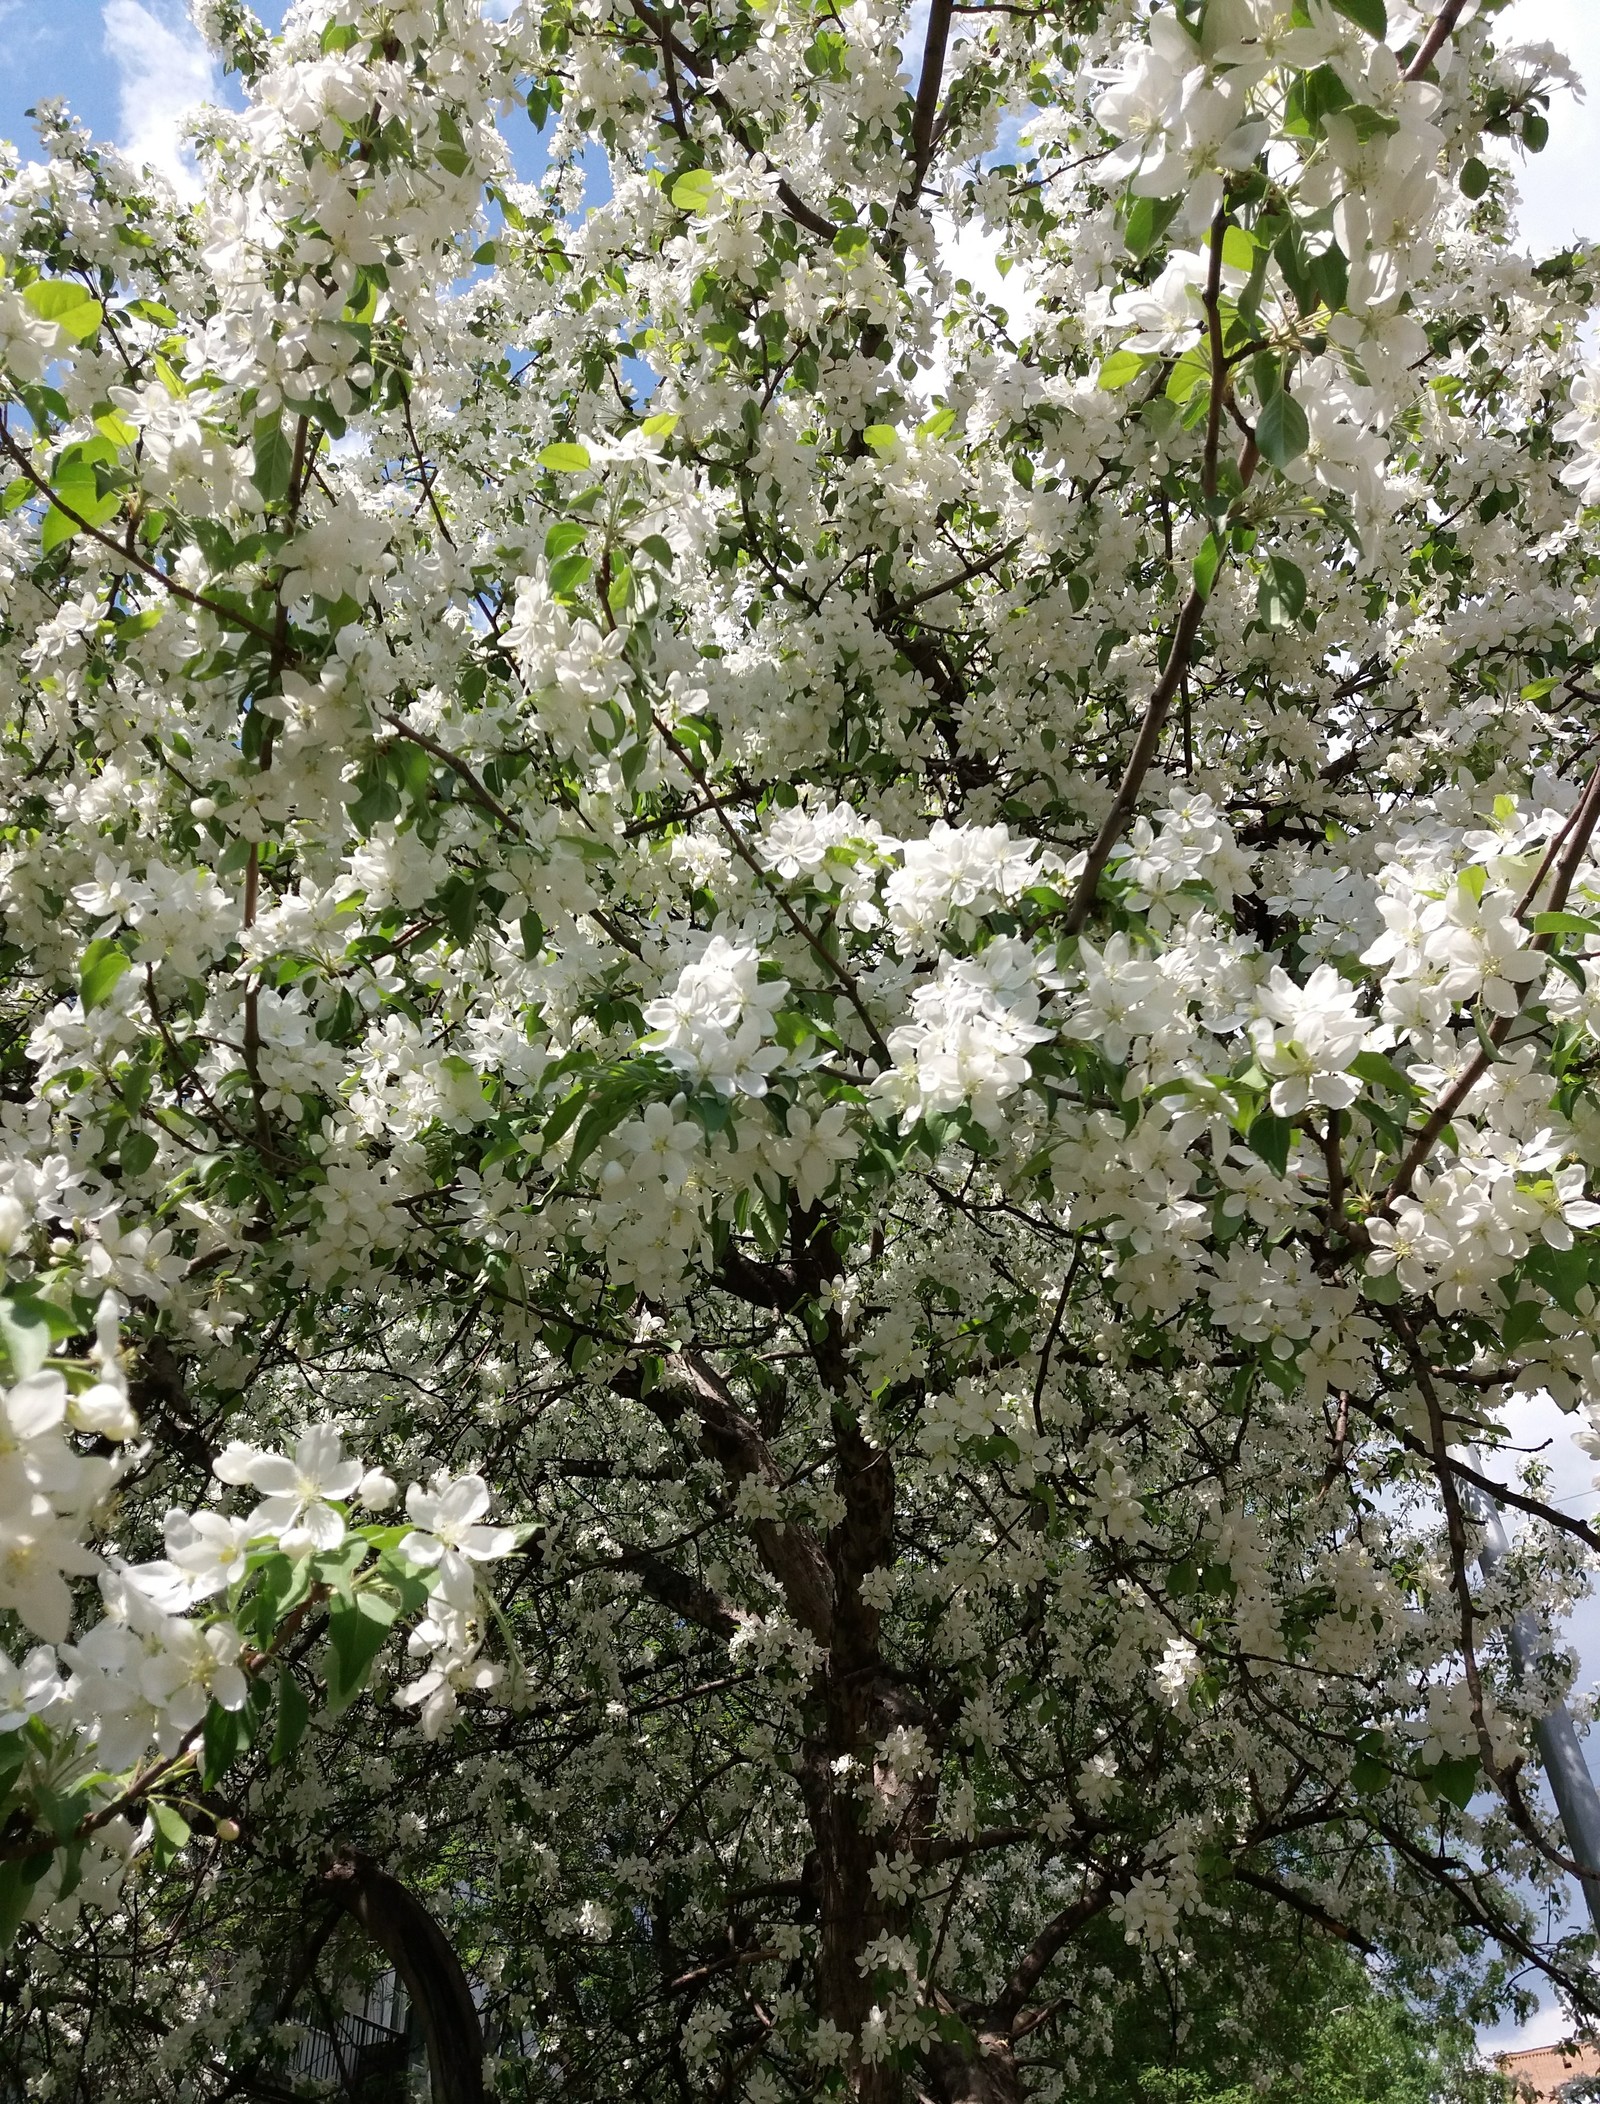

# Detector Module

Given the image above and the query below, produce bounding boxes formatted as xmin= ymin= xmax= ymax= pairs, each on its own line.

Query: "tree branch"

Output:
xmin=0 ymin=419 xmax=280 ymax=648
xmin=1405 ymin=0 xmax=1471 ymax=82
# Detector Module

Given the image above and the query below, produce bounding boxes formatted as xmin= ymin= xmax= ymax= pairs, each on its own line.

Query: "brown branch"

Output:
xmin=896 ymin=536 xmax=1024 ymax=610
xmin=1396 ymin=1313 xmax=1591 ymax=1884
xmin=0 ymin=420 xmax=279 ymax=648
xmin=626 ymin=1 xmax=838 ymax=240
xmin=1354 ymin=1392 xmax=1600 ymax=1558
xmin=1229 ymin=1864 xmax=1376 ymax=1952
xmin=989 ymin=1876 xmax=1118 ymax=2030
xmin=628 ymin=1351 xmax=837 ymax=1644
xmin=1405 ymin=0 xmax=1471 ymax=81
xmin=0 ymin=1589 xmax=330 ymax=1863
xmin=668 ymin=1945 xmax=779 ymax=1994
xmin=1060 ymin=584 xmax=1210 ymax=935
xmin=619 ymin=1547 xmax=741 ymax=1640
xmin=1199 ymin=203 xmax=1231 ymax=503
xmin=650 ymin=711 xmax=892 ymax=1063
xmin=1030 ymin=1251 xmax=1080 ymax=1439
xmin=380 ymin=715 xmax=524 ymax=836
xmin=1384 ymin=754 xmax=1600 ymax=1202
xmin=1063 ymin=211 xmax=1257 ymax=936
xmin=908 ymin=0 xmax=955 ymax=194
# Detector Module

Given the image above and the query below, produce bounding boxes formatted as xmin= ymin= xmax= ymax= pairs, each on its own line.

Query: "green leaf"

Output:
xmin=40 ymin=498 xmax=79 ymax=555
xmin=1256 ymin=553 xmax=1307 ymax=627
xmin=119 ymin=1128 xmax=159 ymax=1177
xmin=0 ymin=1854 xmax=53 ymax=1952
xmin=1192 ymin=532 xmax=1222 ymax=602
xmin=862 ymin=424 xmax=898 ymax=454
xmin=1166 ymin=347 xmax=1210 ymax=404
xmin=249 ymin=1551 xmax=314 ymax=1646
xmin=436 ymin=874 xmax=480 ymax=947
xmin=271 ymin=1672 xmax=311 ymax=1766
xmin=320 ymin=18 xmax=360 ymax=49
xmin=538 ymin=442 xmax=592 ymax=473
xmin=1520 ymin=1241 xmax=1594 ymax=1318
xmin=1422 ymin=1755 xmax=1478 ymax=1810
xmin=1220 ymin=224 xmax=1257 ymax=273
xmin=1330 ymin=0 xmax=1386 ymax=36
xmin=372 ymin=1553 xmax=431 ymax=1618
xmin=1097 ymin=348 xmax=1148 ymax=391
xmin=1350 ymin=1049 xmax=1417 ymax=1096
xmin=22 ymin=278 xmax=103 ymax=343
xmin=1122 ymin=193 xmax=1181 ymax=260
xmin=1256 ymin=388 xmax=1310 ymax=470
xmin=544 ymin=520 xmax=586 ymax=561
xmin=150 ymin=1801 xmax=191 ymax=1867
xmin=1460 ymin=156 xmax=1492 ymax=201
xmin=313 ymin=1535 xmax=372 ymax=1601
xmin=79 ymin=938 xmax=131 ymax=1011
xmin=641 ymin=411 xmax=678 ymax=438
xmin=1531 ymin=911 xmax=1600 ymax=937
xmin=252 ymin=417 xmax=293 ymax=504
xmin=41 ymin=459 xmax=117 ymax=551
xmin=434 ymin=111 xmax=470 ymax=178
xmin=201 ymin=1696 xmax=260 ymax=1792
xmin=0 ymin=1295 xmax=59 ymax=1380
xmin=1523 ymin=108 xmax=1549 ymax=153
xmin=547 ymin=551 xmax=593 ymax=598
xmin=1247 ymin=1113 xmax=1293 ymax=1177
xmin=670 ymin=167 xmax=715 ymax=212
xmin=934 ymin=2011 xmax=979 ymax=2055
xmin=1500 ymin=1296 xmax=1549 ymax=1355
xmin=324 ymin=1592 xmax=399 ymax=1716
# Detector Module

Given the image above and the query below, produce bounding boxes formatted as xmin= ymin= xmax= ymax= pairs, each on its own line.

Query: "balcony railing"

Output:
xmin=277 ymin=2007 xmax=414 ymax=2100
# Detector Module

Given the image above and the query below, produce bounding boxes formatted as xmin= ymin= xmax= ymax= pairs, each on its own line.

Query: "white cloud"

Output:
xmin=101 ymin=0 xmax=216 ymax=198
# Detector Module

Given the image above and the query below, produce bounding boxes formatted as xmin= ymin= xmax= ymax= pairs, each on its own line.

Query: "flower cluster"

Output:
xmin=0 ymin=1305 xmax=520 ymax=1924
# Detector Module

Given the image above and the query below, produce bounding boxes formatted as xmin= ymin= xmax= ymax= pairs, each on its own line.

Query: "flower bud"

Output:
xmin=356 ymin=1467 xmax=398 ymax=1512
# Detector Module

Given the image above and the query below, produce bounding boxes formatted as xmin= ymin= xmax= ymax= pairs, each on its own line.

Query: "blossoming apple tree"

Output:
xmin=5 ymin=0 xmax=1600 ymax=2095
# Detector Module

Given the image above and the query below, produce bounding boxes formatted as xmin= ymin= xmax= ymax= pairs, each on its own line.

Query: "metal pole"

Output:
xmin=1471 ymin=1472 xmax=1600 ymax=1931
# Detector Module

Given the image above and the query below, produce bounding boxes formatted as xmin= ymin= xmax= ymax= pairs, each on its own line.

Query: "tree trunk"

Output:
xmin=922 ymin=2035 xmax=1025 ymax=2104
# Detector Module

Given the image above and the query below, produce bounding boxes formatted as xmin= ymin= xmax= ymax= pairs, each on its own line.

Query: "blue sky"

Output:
xmin=0 ymin=1 xmax=276 ymax=177
xmin=5 ymin=0 xmax=1595 ymax=247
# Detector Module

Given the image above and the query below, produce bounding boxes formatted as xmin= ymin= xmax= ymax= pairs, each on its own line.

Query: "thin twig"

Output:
xmin=1405 ymin=0 xmax=1471 ymax=82
xmin=1062 ymin=210 xmax=1259 ymax=934
xmin=650 ymin=712 xmax=893 ymax=1065
xmin=1384 ymin=755 xmax=1600 ymax=1202
xmin=0 ymin=420 xmax=279 ymax=648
